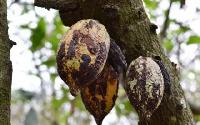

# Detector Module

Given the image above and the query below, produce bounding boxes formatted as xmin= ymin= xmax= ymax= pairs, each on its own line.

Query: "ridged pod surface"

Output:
xmin=125 ymin=56 xmax=164 ymax=121
xmin=56 ymin=19 xmax=110 ymax=96
xmin=81 ymin=63 xmax=119 ymax=125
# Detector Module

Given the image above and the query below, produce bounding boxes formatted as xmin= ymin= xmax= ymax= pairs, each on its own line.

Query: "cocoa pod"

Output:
xmin=56 ymin=19 xmax=110 ymax=96
xmin=125 ymin=56 xmax=164 ymax=121
xmin=81 ymin=63 xmax=119 ymax=125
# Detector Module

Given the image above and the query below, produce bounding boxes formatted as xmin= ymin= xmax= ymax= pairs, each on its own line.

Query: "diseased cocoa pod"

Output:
xmin=153 ymin=56 xmax=173 ymax=101
xmin=125 ymin=56 xmax=164 ymax=122
xmin=81 ymin=63 xmax=119 ymax=125
xmin=56 ymin=19 xmax=110 ymax=96
xmin=107 ymin=38 xmax=127 ymax=87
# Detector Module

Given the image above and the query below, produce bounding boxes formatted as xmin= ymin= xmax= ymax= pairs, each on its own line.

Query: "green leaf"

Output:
xmin=47 ymin=14 xmax=69 ymax=51
xmin=51 ymin=98 xmax=66 ymax=110
xmin=21 ymin=25 xmax=29 ymax=29
xmin=24 ymin=107 xmax=38 ymax=125
xmin=171 ymin=0 xmax=181 ymax=2
xmin=18 ymin=89 xmax=36 ymax=101
xmin=143 ymin=0 xmax=159 ymax=10
xmin=187 ymin=35 xmax=200 ymax=45
xmin=164 ymin=40 xmax=173 ymax=51
xmin=42 ymin=57 xmax=56 ymax=67
xmin=30 ymin=18 xmax=46 ymax=51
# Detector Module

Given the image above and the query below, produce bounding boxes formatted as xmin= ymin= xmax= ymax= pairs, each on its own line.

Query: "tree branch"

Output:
xmin=160 ymin=1 xmax=172 ymax=43
xmin=189 ymin=100 xmax=200 ymax=115
xmin=34 ymin=0 xmax=195 ymax=124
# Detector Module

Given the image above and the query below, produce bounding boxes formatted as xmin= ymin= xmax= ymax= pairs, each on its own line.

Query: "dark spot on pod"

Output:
xmin=145 ymin=83 xmax=160 ymax=111
xmin=66 ymin=30 xmax=83 ymax=60
xmin=127 ymin=66 xmax=137 ymax=81
xmin=71 ymin=70 xmax=79 ymax=82
xmin=72 ymin=30 xmax=80 ymax=45
xmin=81 ymin=36 xmax=98 ymax=55
xmin=80 ymin=54 xmax=91 ymax=70
xmin=146 ymin=98 xmax=158 ymax=111
xmin=56 ymin=41 xmax=65 ymax=61
xmin=86 ymin=20 xmax=96 ymax=29
xmin=92 ymin=97 xmax=100 ymax=104
xmin=152 ymin=83 xmax=160 ymax=96
xmin=66 ymin=40 xmax=75 ymax=60
xmin=101 ymin=81 xmax=107 ymax=96
xmin=137 ymin=58 xmax=147 ymax=94
xmin=56 ymin=42 xmax=66 ymax=82
xmin=71 ymin=65 xmax=98 ymax=88
xmin=101 ymin=100 xmax=106 ymax=110
xmin=94 ymin=43 xmax=107 ymax=70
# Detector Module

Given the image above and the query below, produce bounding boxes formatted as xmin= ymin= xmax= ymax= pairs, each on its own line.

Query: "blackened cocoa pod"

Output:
xmin=107 ymin=38 xmax=127 ymax=87
xmin=81 ymin=63 xmax=119 ymax=125
xmin=153 ymin=56 xmax=173 ymax=101
xmin=125 ymin=56 xmax=164 ymax=121
xmin=56 ymin=19 xmax=110 ymax=96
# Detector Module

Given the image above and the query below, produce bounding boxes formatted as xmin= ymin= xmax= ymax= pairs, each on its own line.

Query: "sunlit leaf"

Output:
xmin=47 ymin=14 xmax=69 ymax=51
xmin=24 ymin=107 xmax=38 ymax=125
xmin=171 ymin=0 xmax=181 ymax=2
xmin=164 ymin=40 xmax=173 ymax=50
xmin=51 ymin=98 xmax=66 ymax=110
xmin=143 ymin=0 xmax=159 ymax=10
xmin=187 ymin=35 xmax=200 ymax=45
xmin=30 ymin=18 xmax=46 ymax=51
xmin=21 ymin=24 xmax=29 ymax=29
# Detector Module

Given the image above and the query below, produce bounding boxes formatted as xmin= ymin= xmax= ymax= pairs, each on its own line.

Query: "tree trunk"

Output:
xmin=0 ymin=0 xmax=12 ymax=125
xmin=34 ymin=0 xmax=195 ymax=124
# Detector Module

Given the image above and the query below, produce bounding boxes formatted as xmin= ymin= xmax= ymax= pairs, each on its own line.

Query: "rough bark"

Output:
xmin=35 ymin=0 xmax=195 ymax=124
xmin=0 ymin=0 xmax=12 ymax=125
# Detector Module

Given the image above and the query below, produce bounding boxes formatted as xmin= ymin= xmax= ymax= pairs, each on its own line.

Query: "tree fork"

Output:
xmin=35 ymin=0 xmax=194 ymax=124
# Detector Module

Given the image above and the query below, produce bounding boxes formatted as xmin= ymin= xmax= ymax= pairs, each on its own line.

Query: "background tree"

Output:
xmin=8 ymin=0 xmax=200 ymax=125
xmin=0 ymin=0 xmax=12 ymax=125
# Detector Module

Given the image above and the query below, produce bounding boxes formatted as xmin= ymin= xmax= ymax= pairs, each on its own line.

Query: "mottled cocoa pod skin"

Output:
xmin=81 ymin=63 xmax=119 ymax=125
xmin=56 ymin=19 xmax=110 ymax=96
xmin=125 ymin=56 xmax=164 ymax=122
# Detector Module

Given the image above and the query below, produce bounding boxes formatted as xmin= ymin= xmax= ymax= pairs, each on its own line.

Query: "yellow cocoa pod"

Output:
xmin=56 ymin=19 xmax=110 ymax=96
xmin=81 ymin=63 xmax=119 ymax=125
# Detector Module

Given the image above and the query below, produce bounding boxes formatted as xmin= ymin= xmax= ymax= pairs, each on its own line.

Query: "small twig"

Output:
xmin=160 ymin=1 xmax=173 ymax=42
xmin=188 ymin=100 xmax=200 ymax=115
xmin=10 ymin=40 xmax=17 ymax=48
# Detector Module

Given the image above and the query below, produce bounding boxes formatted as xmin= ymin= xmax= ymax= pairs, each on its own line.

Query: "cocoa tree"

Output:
xmin=0 ymin=0 xmax=13 ymax=125
xmin=34 ymin=0 xmax=195 ymax=124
